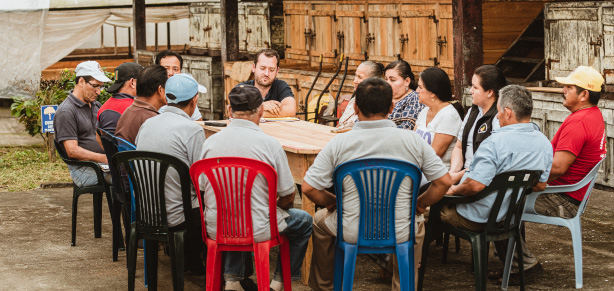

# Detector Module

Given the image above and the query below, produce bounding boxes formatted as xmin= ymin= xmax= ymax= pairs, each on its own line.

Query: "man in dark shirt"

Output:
xmin=97 ymin=62 xmax=143 ymax=135
xmin=54 ymin=61 xmax=111 ymax=187
xmin=115 ymin=65 xmax=168 ymax=144
xmin=240 ymin=48 xmax=296 ymax=117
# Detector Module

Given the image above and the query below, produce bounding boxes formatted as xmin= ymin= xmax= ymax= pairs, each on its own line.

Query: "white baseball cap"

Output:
xmin=75 ymin=61 xmax=112 ymax=83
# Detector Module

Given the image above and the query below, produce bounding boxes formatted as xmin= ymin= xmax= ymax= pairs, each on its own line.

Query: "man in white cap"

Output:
xmin=54 ymin=60 xmax=112 ymax=187
xmin=135 ymin=73 xmax=208 ymax=275
xmin=500 ymin=66 xmax=606 ymax=285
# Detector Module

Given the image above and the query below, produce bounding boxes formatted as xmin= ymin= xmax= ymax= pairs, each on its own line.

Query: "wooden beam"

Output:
xmin=133 ymin=0 xmax=146 ymax=52
xmin=453 ymin=0 xmax=483 ymax=101
xmin=221 ymin=0 xmax=239 ymax=63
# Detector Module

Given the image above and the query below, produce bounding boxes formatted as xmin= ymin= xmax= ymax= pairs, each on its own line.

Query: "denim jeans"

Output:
xmin=224 ymin=208 xmax=313 ymax=282
xmin=67 ymin=164 xmax=111 ymax=187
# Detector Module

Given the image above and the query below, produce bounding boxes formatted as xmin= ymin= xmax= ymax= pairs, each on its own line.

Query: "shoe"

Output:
xmin=185 ymin=264 xmax=206 ymax=276
xmin=240 ymin=278 xmax=259 ymax=291
xmin=225 ymin=281 xmax=244 ymax=291
xmin=500 ymin=262 xmax=544 ymax=286
xmin=270 ymin=279 xmax=284 ymax=291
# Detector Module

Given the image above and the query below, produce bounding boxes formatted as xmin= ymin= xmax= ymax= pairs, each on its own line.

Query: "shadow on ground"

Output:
xmin=1 ymin=187 xmax=613 ymax=290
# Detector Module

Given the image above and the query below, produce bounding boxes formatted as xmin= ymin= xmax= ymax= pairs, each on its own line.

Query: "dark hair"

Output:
xmin=360 ymin=61 xmax=384 ymax=78
xmin=355 ymin=78 xmax=392 ymax=117
xmin=385 ymin=60 xmax=417 ymax=90
xmin=474 ymin=65 xmax=507 ymax=98
xmin=168 ymin=98 xmax=194 ymax=109
xmin=574 ymin=85 xmax=602 ymax=105
xmin=136 ymin=65 xmax=168 ymax=98
xmin=155 ymin=50 xmax=183 ymax=68
xmin=254 ymin=48 xmax=280 ymax=67
xmin=75 ymin=76 xmax=95 ymax=84
xmin=420 ymin=67 xmax=464 ymax=119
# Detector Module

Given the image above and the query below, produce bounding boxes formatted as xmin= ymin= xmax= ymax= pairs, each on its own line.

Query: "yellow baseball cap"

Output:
xmin=554 ymin=66 xmax=604 ymax=92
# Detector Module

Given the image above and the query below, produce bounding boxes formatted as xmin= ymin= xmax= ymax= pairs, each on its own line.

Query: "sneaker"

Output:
xmin=240 ymin=278 xmax=259 ymax=291
xmin=270 ymin=279 xmax=284 ymax=291
xmin=225 ymin=281 xmax=244 ymax=291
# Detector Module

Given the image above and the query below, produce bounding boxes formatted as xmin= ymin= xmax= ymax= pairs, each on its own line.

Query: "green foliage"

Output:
xmin=0 ymin=145 xmax=71 ymax=192
xmin=10 ymin=69 xmax=115 ymax=138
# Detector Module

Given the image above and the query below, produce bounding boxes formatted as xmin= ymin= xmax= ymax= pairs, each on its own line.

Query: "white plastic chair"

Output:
xmin=501 ymin=158 xmax=605 ymax=290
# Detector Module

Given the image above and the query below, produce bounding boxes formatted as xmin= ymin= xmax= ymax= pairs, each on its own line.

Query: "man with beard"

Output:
xmin=240 ymin=48 xmax=296 ymax=117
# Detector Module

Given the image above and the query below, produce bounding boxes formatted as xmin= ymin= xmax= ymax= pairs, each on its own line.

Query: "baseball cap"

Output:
xmin=106 ymin=62 xmax=143 ymax=93
xmin=228 ymin=84 xmax=263 ymax=111
xmin=165 ymin=73 xmax=207 ymax=104
xmin=75 ymin=61 xmax=112 ymax=83
xmin=554 ymin=66 xmax=604 ymax=92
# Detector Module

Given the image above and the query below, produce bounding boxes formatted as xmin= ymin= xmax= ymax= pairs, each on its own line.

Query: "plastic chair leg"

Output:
xmin=570 ymin=221 xmax=583 ymax=289
xmin=396 ymin=244 xmax=413 ymax=291
xmin=71 ymin=187 xmax=78 ymax=246
xmin=279 ymin=238 xmax=292 ymax=291
xmin=470 ymin=236 xmax=487 ymax=291
xmin=112 ymin=198 xmax=124 ymax=262
xmin=418 ymin=224 xmax=434 ymax=291
xmin=342 ymin=244 xmax=358 ymax=291
xmin=333 ymin=246 xmax=345 ymax=291
xmin=515 ymin=231 xmax=525 ymax=291
xmin=500 ymin=237 xmax=515 ymax=291
xmin=254 ymin=242 xmax=273 ymax=291
xmin=93 ymin=192 xmax=103 ymax=238
xmin=442 ymin=233 xmax=450 ymax=263
xmin=144 ymin=240 xmax=148 ymax=287
xmin=145 ymin=240 xmax=159 ymax=290
xmin=206 ymin=243 xmax=222 ymax=291
xmin=170 ymin=232 xmax=186 ymax=291
xmin=127 ymin=226 xmax=138 ymax=291
xmin=455 ymin=236 xmax=461 ymax=253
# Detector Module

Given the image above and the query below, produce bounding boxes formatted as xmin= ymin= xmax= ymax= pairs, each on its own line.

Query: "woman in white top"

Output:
xmin=337 ymin=61 xmax=384 ymax=130
xmin=414 ymin=67 xmax=465 ymax=168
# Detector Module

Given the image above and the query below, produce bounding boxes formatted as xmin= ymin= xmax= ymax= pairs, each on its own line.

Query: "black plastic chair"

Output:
xmin=113 ymin=151 xmax=194 ymax=291
xmin=98 ymin=128 xmax=131 ymax=262
xmin=54 ymin=139 xmax=113 ymax=247
xmin=418 ymin=170 xmax=542 ymax=291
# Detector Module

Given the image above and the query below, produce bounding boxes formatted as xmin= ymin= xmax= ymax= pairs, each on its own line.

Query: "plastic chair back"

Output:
xmin=115 ymin=136 xmax=137 ymax=152
xmin=333 ymin=158 xmax=422 ymax=247
xmin=190 ymin=157 xmax=280 ymax=245
xmin=112 ymin=151 xmax=194 ymax=236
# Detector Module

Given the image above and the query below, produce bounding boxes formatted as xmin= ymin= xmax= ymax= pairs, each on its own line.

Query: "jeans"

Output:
xmin=224 ymin=208 xmax=313 ymax=282
xmin=67 ymin=164 xmax=111 ymax=187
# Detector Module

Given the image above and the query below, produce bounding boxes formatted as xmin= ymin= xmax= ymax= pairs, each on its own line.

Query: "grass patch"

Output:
xmin=0 ymin=145 xmax=71 ymax=192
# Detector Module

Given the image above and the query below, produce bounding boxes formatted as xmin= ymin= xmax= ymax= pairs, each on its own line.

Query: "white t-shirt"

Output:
xmin=337 ymin=97 xmax=358 ymax=130
xmin=415 ymin=104 xmax=462 ymax=169
xmin=457 ymin=106 xmax=500 ymax=169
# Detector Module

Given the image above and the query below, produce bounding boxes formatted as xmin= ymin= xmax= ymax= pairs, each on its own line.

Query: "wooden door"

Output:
xmin=242 ymin=3 xmax=272 ymax=54
xmin=545 ymin=4 xmax=602 ymax=80
xmin=309 ymin=2 xmax=337 ymax=66
xmin=284 ymin=2 xmax=311 ymax=63
xmin=398 ymin=3 xmax=438 ymax=74
xmin=189 ymin=3 xmax=208 ymax=49
xmin=603 ymin=6 xmax=614 ymax=86
xmin=336 ymin=1 xmax=368 ymax=69
xmin=366 ymin=2 xmax=401 ymax=63
xmin=436 ymin=2 xmax=454 ymax=78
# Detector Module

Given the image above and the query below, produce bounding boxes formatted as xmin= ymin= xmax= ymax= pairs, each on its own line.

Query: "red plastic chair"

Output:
xmin=190 ymin=157 xmax=292 ymax=291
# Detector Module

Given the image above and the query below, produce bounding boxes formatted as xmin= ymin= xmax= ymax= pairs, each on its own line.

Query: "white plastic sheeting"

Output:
xmin=0 ymin=0 xmax=194 ymax=99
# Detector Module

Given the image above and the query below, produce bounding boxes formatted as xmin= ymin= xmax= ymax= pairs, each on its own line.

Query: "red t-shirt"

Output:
xmin=550 ymin=106 xmax=606 ymax=201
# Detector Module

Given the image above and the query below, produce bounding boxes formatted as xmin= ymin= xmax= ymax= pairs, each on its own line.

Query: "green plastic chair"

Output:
xmin=54 ymin=139 xmax=113 ymax=247
xmin=113 ymin=150 xmax=194 ymax=291
xmin=418 ymin=170 xmax=542 ymax=291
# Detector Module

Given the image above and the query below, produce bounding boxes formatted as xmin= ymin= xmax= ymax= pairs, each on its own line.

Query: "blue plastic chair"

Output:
xmin=332 ymin=158 xmax=422 ymax=291
xmin=502 ymin=158 xmax=605 ymax=290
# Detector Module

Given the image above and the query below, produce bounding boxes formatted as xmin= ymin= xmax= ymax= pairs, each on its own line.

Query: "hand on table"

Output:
xmin=263 ymin=100 xmax=282 ymax=116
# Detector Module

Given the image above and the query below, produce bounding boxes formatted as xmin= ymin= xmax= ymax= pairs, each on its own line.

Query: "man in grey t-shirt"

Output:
xmin=201 ymin=85 xmax=312 ymax=291
xmin=302 ymin=78 xmax=452 ymax=291
xmin=54 ymin=61 xmax=111 ymax=187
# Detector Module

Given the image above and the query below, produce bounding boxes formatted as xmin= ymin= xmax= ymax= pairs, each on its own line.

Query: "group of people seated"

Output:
xmin=53 ymin=46 xmax=606 ymax=291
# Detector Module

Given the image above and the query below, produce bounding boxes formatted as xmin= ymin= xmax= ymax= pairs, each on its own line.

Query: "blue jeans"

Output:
xmin=224 ymin=208 xmax=313 ymax=282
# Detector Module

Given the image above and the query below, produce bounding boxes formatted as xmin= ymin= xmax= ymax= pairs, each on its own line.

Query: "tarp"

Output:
xmin=0 ymin=0 xmax=199 ymax=99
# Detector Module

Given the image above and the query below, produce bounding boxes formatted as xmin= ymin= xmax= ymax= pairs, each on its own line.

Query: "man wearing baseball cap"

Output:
xmin=135 ymin=73 xmax=208 ymax=275
xmin=510 ymin=66 xmax=606 ymax=284
xmin=201 ymin=84 xmax=312 ymax=291
xmin=54 ymin=60 xmax=112 ymax=187
xmin=96 ymin=62 xmax=143 ymax=135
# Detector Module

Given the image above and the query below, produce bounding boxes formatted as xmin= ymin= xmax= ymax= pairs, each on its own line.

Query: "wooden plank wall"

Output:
xmin=482 ymin=0 xmax=551 ymax=64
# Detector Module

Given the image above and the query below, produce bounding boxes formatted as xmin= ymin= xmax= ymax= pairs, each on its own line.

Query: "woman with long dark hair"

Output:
xmin=384 ymin=60 xmax=424 ymax=130
xmin=414 ymin=67 xmax=464 ymax=168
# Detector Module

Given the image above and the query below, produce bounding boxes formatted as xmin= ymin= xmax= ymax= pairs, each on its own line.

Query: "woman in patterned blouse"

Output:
xmin=384 ymin=60 xmax=425 ymax=130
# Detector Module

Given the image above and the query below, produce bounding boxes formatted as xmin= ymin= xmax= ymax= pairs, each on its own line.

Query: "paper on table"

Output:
xmin=262 ymin=117 xmax=300 ymax=122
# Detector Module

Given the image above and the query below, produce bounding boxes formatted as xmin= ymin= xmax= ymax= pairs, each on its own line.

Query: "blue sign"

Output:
xmin=41 ymin=105 xmax=58 ymax=133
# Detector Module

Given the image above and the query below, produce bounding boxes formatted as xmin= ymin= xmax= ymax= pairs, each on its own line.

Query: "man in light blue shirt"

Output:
xmin=443 ymin=84 xmax=553 ymax=282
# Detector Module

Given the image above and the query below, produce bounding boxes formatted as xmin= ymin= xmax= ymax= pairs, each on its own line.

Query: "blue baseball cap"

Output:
xmin=165 ymin=73 xmax=207 ymax=104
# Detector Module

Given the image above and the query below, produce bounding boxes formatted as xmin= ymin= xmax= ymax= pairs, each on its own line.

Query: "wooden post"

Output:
xmin=155 ymin=23 xmax=159 ymax=52
xmin=167 ymin=22 xmax=171 ymax=50
xmin=133 ymin=0 xmax=146 ymax=52
xmin=453 ymin=0 xmax=483 ymax=101
xmin=221 ymin=0 xmax=240 ymax=63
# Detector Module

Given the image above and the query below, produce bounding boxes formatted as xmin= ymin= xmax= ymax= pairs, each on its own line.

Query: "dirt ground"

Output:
xmin=0 ymin=186 xmax=613 ymax=290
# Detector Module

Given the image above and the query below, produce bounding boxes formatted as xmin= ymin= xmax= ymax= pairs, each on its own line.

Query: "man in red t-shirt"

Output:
xmin=506 ymin=66 xmax=605 ymax=285
xmin=96 ymin=62 xmax=143 ymax=135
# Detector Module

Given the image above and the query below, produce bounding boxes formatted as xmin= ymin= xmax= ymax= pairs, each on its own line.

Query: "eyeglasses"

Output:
xmin=87 ymin=81 xmax=104 ymax=90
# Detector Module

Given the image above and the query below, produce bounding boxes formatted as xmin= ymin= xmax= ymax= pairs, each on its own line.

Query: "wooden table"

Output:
xmin=199 ymin=119 xmax=337 ymax=285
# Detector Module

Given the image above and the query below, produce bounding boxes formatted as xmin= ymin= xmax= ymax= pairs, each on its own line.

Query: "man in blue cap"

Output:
xmin=135 ymin=73 xmax=208 ymax=275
